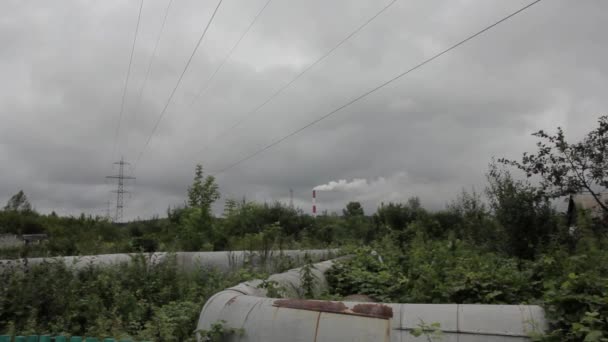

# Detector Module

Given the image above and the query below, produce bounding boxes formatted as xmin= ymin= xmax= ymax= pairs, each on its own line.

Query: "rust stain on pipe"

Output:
xmin=352 ymin=303 xmax=393 ymax=319
xmin=273 ymin=299 xmax=393 ymax=319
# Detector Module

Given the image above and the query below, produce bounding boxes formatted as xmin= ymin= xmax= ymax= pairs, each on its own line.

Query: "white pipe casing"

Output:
xmin=197 ymin=259 xmax=547 ymax=342
xmin=0 ymin=249 xmax=337 ymax=273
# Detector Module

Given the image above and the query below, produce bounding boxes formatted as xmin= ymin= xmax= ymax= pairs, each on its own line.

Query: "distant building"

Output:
xmin=22 ymin=234 xmax=48 ymax=245
xmin=567 ymin=193 xmax=607 ymax=227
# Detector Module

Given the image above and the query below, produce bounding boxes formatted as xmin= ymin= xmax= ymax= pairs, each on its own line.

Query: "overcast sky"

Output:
xmin=0 ymin=0 xmax=606 ymax=220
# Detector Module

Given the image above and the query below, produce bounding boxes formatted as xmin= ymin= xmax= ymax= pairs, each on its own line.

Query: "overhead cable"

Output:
xmin=130 ymin=0 xmax=175 ymax=130
xmin=211 ymin=0 xmax=542 ymax=176
xmin=190 ymin=0 xmax=273 ymax=107
xmin=196 ymin=0 xmax=399 ymax=156
xmin=111 ymin=0 xmax=145 ymax=163
xmin=134 ymin=0 xmax=224 ymax=168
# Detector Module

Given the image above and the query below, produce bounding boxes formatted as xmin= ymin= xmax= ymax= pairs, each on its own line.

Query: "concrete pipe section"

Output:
xmin=197 ymin=259 xmax=547 ymax=342
xmin=0 ymin=249 xmax=337 ymax=273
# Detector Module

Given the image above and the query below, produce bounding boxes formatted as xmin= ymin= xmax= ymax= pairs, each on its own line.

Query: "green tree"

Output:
xmin=340 ymin=201 xmax=375 ymax=242
xmin=446 ymin=189 xmax=498 ymax=246
xmin=373 ymin=198 xmax=427 ymax=249
xmin=343 ymin=201 xmax=364 ymax=217
xmin=180 ymin=164 xmax=221 ymax=250
xmin=486 ymin=163 xmax=559 ymax=259
xmin=3 ymin=190 xmax=32 ymax=212
xmin=373 ymin=198 xmax=425 ymax=231
xmin=187 ymin=164 xmax=220 ymax=214
xmin=500 ymin=115 xmax=608 ymax=214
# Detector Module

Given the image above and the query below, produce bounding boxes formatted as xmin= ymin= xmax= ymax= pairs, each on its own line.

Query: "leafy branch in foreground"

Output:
xmin=411 ymin=320 xmax=443 ymax=342
xmin=500 ymin=115 xmax=608 ymax=214
xmin=257 ymin=279 xmax=285 ymax=298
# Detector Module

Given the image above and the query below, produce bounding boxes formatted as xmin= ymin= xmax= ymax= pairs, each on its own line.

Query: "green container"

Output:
xmin=14 ymin=337 xmax=25 ymax=342
xmin=84 ymin=338 xmax=97 ymax=342
xmin=69 ymin=337 xmax=82 ymax=342
xmin=39 ymin=336 xmax=51 ymax=342
xmin=103 ymin=339 xmax=115 ymax=342
xmin=26 ymin=336 xmax=38 ymax=342
xmin=53 ymin=337 xmax=67 ymax=342
xmin=0 ymin=335 xmax=11 ymax=342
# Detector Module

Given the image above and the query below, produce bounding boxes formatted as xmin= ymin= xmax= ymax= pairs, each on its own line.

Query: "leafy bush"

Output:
xmin=536 ymin=251 xmax=608 ymax=341
xmin=0 ymin=254 xmax=266 ymax=340
xmin=196 ymin=320 xmax=244 ymax=342
xmin=327 ymin=236 xmax=608 ymax=341
xmin=327 ymin=237 xmax=538 ymax=304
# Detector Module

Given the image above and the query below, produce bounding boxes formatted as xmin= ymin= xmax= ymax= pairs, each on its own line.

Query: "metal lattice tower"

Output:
xmin=106 ymin=157 xmax=135 ymax=222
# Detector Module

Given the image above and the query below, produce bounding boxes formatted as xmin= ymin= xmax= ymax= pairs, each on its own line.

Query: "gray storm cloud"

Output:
xmin=0 ymin=0 xmax=606 ymax=219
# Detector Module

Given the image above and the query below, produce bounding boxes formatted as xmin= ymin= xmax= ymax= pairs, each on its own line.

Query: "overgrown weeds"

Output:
xmin=326 ymin=234 xmax=608 ymax=341
xmin=0 ymin=254 xmax=265 ymax=341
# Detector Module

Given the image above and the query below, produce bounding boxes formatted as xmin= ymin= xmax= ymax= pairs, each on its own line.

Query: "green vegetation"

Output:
xmin=0 ymin=116 xmax=606 ymax=340
xmin=299 ymin=254 xmax=317 ymax=299
xmin=411 ymin=320 xmax=443 ymax=342
xmin=0 ymin=166 xmax=345 ymax=259
xmin=0 ymin=255 xmax=265 ymax=341
xmin=195 ymin=320 xmax=244 ymax=342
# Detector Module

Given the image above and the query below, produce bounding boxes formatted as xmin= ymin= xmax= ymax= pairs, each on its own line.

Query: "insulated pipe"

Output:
xmin=0 ymin=249 xmax=337 ymax=273
xmin=197 ymin=259 xmax=547 ymax=342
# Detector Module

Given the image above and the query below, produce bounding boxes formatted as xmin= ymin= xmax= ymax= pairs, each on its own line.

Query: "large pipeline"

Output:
xmin=0 ymin=249 xmax=336 ymax=273
xmin=197 ymin=259 xmax=547 ymax=342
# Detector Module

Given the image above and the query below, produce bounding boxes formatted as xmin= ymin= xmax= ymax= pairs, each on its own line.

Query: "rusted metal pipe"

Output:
xmin=196 ymin=259 xmax=547 ymax=341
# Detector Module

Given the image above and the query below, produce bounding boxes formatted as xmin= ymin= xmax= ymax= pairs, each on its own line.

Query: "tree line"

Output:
xmin=1 ymin=118 xmax=607 ymax=261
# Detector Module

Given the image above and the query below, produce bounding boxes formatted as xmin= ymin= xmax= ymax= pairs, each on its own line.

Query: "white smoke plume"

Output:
xmin=310 ymin=172 xmax=466 ymax=213
xmin=313 ymin=178 xmax=369 ymax=191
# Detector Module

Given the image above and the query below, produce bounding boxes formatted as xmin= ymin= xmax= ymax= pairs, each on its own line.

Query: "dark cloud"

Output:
xmin=0 ymin=0 xmax=606 ymax=219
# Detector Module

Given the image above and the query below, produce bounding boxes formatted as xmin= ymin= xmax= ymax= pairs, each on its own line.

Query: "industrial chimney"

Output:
xmin=312 ymin=189 xmax=317 ymax=217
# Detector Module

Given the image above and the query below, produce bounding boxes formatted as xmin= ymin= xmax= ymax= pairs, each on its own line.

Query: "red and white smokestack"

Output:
xmin=312 ymin=189 xmax=317 ymax=217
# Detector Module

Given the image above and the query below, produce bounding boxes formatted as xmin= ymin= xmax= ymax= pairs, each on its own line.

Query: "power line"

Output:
xmin=211 ymin=0 xmax=542 ymax=177
xmin=190 ymin=0 xmax=273 ymax=108
xmin=111 ymin=0 xmax=144 ymax=164
xmin=196 ymin=0 xmax=398 ymax=156
xmin=130 ymin=0 xmax=175 ymax=132
xmin=134 ymin=0 xmax=224 ymax=168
